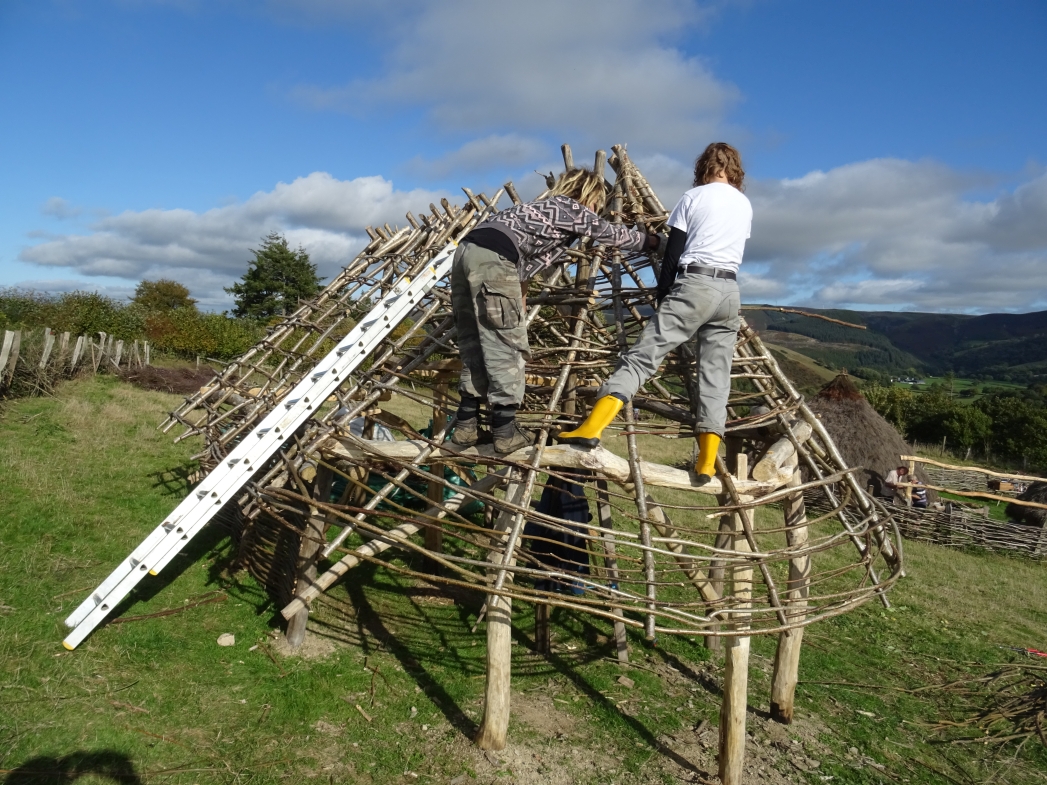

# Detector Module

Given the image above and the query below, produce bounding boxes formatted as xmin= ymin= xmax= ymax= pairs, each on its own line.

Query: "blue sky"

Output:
xmin=2 ymin=0 xmax=1045 ymax=313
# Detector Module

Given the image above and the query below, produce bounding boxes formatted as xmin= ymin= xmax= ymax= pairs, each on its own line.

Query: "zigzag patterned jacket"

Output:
xmin=474 ymin=195 xmax=647 ymax=281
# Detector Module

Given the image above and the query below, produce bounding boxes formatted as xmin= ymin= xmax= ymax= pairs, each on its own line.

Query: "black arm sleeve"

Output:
xmin=656 ymin=227 xmax=687 ymax=304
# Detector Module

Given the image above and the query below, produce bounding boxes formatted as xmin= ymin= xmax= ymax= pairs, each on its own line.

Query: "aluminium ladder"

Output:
xmin=62 ymin=243 xmax=458 ymax=649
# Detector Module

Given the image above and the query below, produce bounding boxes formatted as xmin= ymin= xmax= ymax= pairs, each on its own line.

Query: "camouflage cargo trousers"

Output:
xmin=450 ymin=242 xmax=529 ymax=408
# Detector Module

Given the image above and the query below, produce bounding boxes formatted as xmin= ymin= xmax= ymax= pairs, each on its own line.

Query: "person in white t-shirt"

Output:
xmin=559 ymin=143 xmax=752 ymax=486
xmin=883 ymin=465 xmax=910 ymax=504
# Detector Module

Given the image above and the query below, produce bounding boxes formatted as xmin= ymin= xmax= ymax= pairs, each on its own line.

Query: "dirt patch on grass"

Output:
xmin=406 ymin=579 xmax=485 ymax=609
xmin=272 ymin=632 xmax=339 ymax=660
xmin=119 ymin=365 xmax=215 ymax=395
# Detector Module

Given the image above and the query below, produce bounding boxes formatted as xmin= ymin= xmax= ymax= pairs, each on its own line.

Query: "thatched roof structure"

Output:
xmin=805 ymin=373 xmax=931 ymax=497
xmin=1007 ymin=482 xmax=1047 ymax=527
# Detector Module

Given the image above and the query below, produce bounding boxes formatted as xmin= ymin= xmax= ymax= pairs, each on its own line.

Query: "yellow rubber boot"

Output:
xmin=694 ymin=432 xmax=721 ymax=486
xmin=557 ymin=396 xmax=624 ymax=448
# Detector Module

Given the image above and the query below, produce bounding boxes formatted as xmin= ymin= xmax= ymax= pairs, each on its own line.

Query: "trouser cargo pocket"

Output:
xmin=480 ymin=279 xmax=523 ymax=329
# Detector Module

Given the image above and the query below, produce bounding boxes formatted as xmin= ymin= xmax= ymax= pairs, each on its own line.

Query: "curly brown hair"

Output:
xmin=692 ymin=142 xmax=745 ymax=191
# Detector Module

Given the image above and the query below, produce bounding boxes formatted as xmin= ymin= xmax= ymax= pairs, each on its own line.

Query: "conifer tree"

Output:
xmin=226 ymin=233 xmax=322 ymax=318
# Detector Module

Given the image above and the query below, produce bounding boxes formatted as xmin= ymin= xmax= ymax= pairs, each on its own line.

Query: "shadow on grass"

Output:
xmin=3 ymin=750 xmax=141 ymax=784
xmin=345 ymin=561 xmax=483 ymax=737
xmin=94 ymin=517 xmax=235 ymax=631
xmin=148 ymin=460 xmax=201 ymax=498
xmin=294 ymin=556 xmax=711 ymax=779
xmin=534 ymin=609 xmax=710 ymax=779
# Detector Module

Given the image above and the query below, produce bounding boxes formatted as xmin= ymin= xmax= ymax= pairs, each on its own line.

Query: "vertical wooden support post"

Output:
xmin=707 ymin=437 xmax=742 ymax=653
xmin=477 ymin=474 xmax=526 ymax=751
xmin=6 ymin=330 xmax=21 ymax=383
xmin=113 ymin=339 xmax=124 ymax=369
xmin=624 ymin=403 xmax=657 ymax=642
xmin=38 ymin=328 xmax=56 ymax=369
xmin=593 ymin=149 xmax=606 ymax=181
xmin=596 ymin=479 xmax=629 ymax=662
xmin=534 ymin=603 xmax=551 ymax=654
xmin=562 ymin=255 xmax=590 ymax=418
xmin=0 ymin=331 xmax=14 ymax=386
xmin=58 ymin=331 xmax=70 ymax=366
xmin=70 ymin=336 xmax=85 ymax=370
xmin=144 ymin=341 xmax=150 ymax=366
xmin=560 ymin=143 xmax=574 ymax=170
xmin=426 ymin=374 xmax=451 ymax=569
xmin=770 ymin=459 xmax=810 ymax=723
xmin=285 ymin=464 xmax=334 ymax=649
xmin=905 ymin=458 xmax=916 ymax=507
xmin=719 ymin=491 xmax=753 ymax=785
xmin=93 ymin=333 xmax=105 ymax=373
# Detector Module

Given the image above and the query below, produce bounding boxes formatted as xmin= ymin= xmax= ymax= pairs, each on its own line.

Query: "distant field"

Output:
xmin=891 ymin=376 xmax=1026 ymax=400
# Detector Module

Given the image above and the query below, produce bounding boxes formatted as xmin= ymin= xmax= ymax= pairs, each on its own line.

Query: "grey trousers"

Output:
xmin=599 ymin=274 xmax=740 ymax=437
xmin=450 ymin=242 xmax=529 ymax=407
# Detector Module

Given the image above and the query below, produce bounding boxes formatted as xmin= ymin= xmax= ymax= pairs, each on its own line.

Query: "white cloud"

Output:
xmin=745 ymin=160 xmax=1047 ymax=312
xmin=737 ymin=272 xmax=788 ymax=301
xmin=41 ymin=197 xmax=82 ymax=220
xmin=289 ymin=0 xmax=737 ymax=156
xmin=5 ymin=278 xmax=137 ymax=301
xmin=18 ymin=156 xmax=1047 ymax=315
xmin=19 ymin=172 xmax=449 ymax=310
xmin=406 ymin=134 xmax=551 ymax=180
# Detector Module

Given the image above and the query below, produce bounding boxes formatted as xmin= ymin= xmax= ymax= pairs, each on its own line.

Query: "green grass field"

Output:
xmin=2 ymin=376 xmax=1047 ymax=784
xmin=891 ymin=376 xmax=1027 ymax=401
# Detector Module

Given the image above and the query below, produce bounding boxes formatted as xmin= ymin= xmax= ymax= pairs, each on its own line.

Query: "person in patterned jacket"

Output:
xmin=450 ymin=168 xmax=660 ymax=454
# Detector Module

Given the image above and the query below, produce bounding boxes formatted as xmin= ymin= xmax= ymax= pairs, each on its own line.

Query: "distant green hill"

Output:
xmin=744 ymin=306 xmax=1047 ymax=382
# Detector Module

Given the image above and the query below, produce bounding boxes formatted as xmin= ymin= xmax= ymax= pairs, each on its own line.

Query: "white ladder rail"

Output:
xmin=62 ymin=243 xmax=458 ymax=650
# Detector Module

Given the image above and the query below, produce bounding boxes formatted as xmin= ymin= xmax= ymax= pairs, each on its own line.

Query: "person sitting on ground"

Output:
xmin=883 ymin=465 xmax=910 ymax=504
xmin=558 ymin=142 xmax=752 ymax=486
xmin=450 ymin=168 xmax=660 ymax=454
xmin=910 ymin=478 xmax=929 ymax=509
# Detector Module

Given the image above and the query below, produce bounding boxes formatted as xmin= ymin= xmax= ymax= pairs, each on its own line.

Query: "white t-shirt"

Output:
xmin=883 ymin=469 xmax=909 ymax=501
xmin=667 ymin=182 xmax=753 ymax=274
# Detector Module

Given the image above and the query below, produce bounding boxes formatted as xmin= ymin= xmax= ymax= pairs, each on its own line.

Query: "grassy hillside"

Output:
xmin=761 ymin=341 xmax=837 ymax=396
xmin=744 ymin=306 xmax=1047 ymax=382
xmin=3 ymin=376 xmax=1047 ymax=784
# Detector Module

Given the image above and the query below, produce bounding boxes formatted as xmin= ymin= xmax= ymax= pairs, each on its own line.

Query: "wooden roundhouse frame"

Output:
xmin=96 ymin=145 xmax=903 ymax=785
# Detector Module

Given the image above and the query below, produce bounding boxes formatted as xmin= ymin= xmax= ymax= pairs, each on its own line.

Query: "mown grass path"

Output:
xmin=2 ymin=376 xmax=1046 ymax=784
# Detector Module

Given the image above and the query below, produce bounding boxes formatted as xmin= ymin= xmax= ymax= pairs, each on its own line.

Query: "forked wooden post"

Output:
xmin=476 ymin=474 xmax=526 ymax=750
xmin=286 ymin=464 xmax=334 ymax=649
xmin=719 ymin=463 xmax=753 ymax=785
xmin=770 ymin=457 xmax=810 ymax=723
